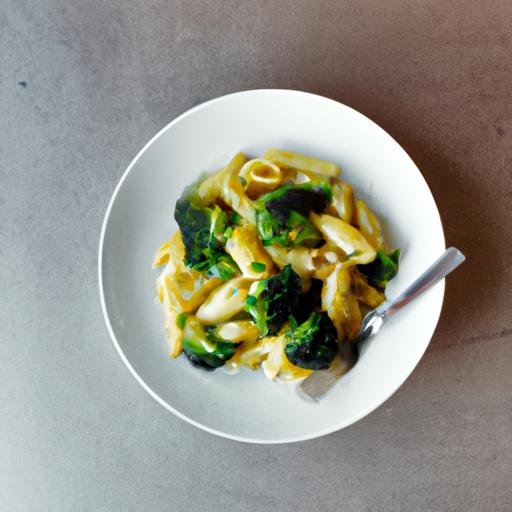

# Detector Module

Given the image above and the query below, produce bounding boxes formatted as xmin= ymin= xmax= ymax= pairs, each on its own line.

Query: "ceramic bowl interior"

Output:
xmin=99 ymin=90 xmax=445 ymax=443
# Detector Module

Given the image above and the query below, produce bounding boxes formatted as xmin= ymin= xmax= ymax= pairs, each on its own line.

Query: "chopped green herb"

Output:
xmin=288 ymin=315 xmax=299 ymax=330
xmin=176 ymin=313 xmax=188 ymax=330
xmin=238 ymin=176 xmax=247 ymax=187
xmin=246 ymin=295 xmax=257 ymax=306
xmin=250 ymin=261 xmax=266 ymax=273
xmin=224 ymin=226 xmax=234 ymax=239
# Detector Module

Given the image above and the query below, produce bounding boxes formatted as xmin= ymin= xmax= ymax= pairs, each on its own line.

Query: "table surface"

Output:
xmin=2 ymin=1 xmax=511 ymax=510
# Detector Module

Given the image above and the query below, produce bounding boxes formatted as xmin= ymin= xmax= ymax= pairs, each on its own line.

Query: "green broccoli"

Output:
xmin=294 ymin=278 xmax=324 ymax=324
xmin=244 ymin=264 xmax=302 ymax=336
xmin=255 ymin=182 xmax=331 ymax=247
xmin=261 ymin=182 xmax=332 ymax=221
xmin=182 ymin=317 xmax=238 ymax=370
xmin=174 ymin=179 xmax=240 ymax=279
xmin=284 ymin=311 xmax=338 ymax=370
xmin=358 ymin=249 xmax=401 ymax=289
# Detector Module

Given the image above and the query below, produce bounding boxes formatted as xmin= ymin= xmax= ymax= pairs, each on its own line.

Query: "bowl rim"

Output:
xmin=98 ymin=88 xmax=445 ymax=444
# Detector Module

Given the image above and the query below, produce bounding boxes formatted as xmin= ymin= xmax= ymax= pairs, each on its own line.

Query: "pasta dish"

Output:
xmin=152 ymin=149 xmax=400 ymax=382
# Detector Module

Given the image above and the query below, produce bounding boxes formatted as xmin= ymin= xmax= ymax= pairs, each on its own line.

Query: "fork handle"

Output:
xmin=376 ymin=247 xmax=465 ymax=319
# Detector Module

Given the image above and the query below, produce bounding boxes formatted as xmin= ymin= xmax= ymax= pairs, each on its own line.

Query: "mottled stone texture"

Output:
xmin=1 ymin=1 xmax=511 ymax=511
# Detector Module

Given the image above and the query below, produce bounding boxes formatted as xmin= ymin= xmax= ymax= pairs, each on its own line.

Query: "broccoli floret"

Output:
xmin=255 ymin=182 xmax=331 ymax=248
xmin=261 ymin=182 xmax=332 ymax=220
xmin=254 ymin=208 xmax=283 ymax=245
xmin=284 ymin=311 xmax=338 ymax=370
xmin=286 ymin=211 xmax=323 ymax=246
xmin=294 ymin=278 xmax=323 ymax=324
xmin=244 ymin=264 xmax=302 ymax=336
xmin=255 ymin=209 xmax=323 ymax=247
xmin=174 ymin=179 xmax=240 ymax=279
xmin=182 ymin=317 xmax=238 ymax=370
xmin=358 ymin=249 xmax=401 ymax=289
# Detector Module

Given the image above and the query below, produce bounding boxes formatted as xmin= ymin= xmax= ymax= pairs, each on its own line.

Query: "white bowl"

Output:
xmin=99 ymin=90 xmax=445 ymax=443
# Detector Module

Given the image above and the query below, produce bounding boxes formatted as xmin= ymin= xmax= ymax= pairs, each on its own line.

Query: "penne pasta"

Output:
xmin=164 ymin=307 xmax=184 ymax=358
xmin=239 ymin=158 xmax=283 ymax=198
xmin=329 ymin=181 xmax=355 ymax=224
xmin=355 ymin=199 xmax=384 ymax=250
xmin=283 ymin=246 xmax=316 ymax=281
xmin=351 ymin=268 xmax=385 ymax=308
xmin=226 ymin=336 xmax=277 ymax=371
xmin=216 ymin=320 xmax=260 ymax=343
xmin=198 ymin=152 xmax=247 ymax=203
xmin=225 ymin=224 xmax=274 ymax=279
xmin=160 ymin=272 xmax=221 ymax=313
xmin=310 ymin=212 xmax=376 ymax=265
xmin=262 ymin=243 xmax=288 ymax=269
xmin=321 ymin=263 xmax=362 ymax=341
xmin=263 ymin=148 xmax=340 ymax=177
xmin=264 ymin=243 xmax=316 ymax=281
xmin=152 ymin=240 xmax=171 ymax=268
xmin=196 ymin=277 xmax=253 ymax=324
xmin=218 ymin=154 xmax=256 ymax=223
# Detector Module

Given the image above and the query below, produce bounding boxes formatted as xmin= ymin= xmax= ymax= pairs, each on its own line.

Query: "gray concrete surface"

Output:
xmin=1 ymin=1 xmax=511 ymax=510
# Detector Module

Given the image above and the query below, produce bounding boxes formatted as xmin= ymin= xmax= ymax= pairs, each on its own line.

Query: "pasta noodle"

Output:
xmin=264 ymin=244 xmax=316 ymax=281
xmin=219 ymin=153 xmax=256 ymax=223
xmin=285 ymin=246 xmax=316 ymax=281
xmin=152 ymin=241 xmax=171 ymax=268
xmin=354 ymin=199 xmax=384 ymax=250
xmin=164 ymin=307 xmax=183 ymax=358
xmin=226 ymin=336 xmax=277 ymax=371
xmin=239 ymin=158 xmax=283 ymax=198
xmin=310 ymin=212 xmax=376 ymax=265
xmin=196 ymin=277 xmax=253 ymax=324
xmin=160 ymin=272 xmax=221 ymax=313
xmin=321 ymin=263 xmax=362 ymax=341
xmin=261 ymin=244 xmax=288 ymax=269
xmin=216 ymin=320 xmax=260 ymax=343
xmin=351 ymin=268 xmax=385 ymax=308
xmin=263 ymin=148 xmax=341 ymax=177
xmin=225 ymin=224 xmax=274 ymax=279
xmin=329 ymin=181 xmax=355 ymax=224
xmin=198 ymin=152 xmax=247 ymax=203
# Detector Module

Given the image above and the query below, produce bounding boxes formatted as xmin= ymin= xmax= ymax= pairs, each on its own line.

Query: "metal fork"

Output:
xmin=299 ymin=247 xmax=466 ymax=400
